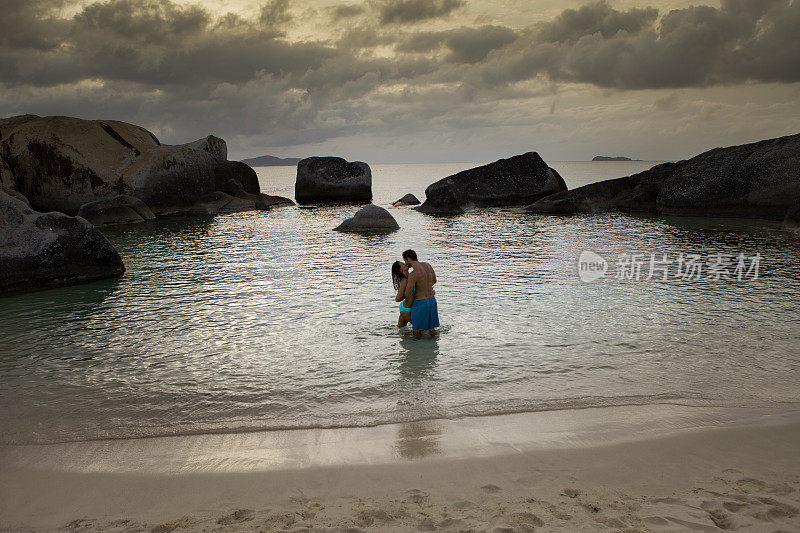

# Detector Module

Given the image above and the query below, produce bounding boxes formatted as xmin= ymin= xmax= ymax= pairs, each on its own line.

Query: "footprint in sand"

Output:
xmin=150 ymin=515 xmax=193 ymax=533
xmin=406 ymin=488 xmax=429 ymax=504
xmin=561 ymin=487 xmax=580 ymax=498
xmin=481 ymin=484 xmax=502 ymax=493
xmin=216 ymin=508 xmax=255 ymax=525
xmin=451 ymin=500 xmax=474 ymax=510
xmin=510 ymin=512 xmax=544 ymax=528
xmin=354 ymin=508 xmax=394 ymax=527
xmin=62 ymin=518 xmax=99 ymax=532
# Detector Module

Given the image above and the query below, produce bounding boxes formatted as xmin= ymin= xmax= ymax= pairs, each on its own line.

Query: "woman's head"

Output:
xmin=391 ymin=260 xmax=408 ymax=289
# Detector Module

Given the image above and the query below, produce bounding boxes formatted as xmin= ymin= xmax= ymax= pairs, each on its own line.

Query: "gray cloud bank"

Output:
xmin=1 ymin=0 xmax=799 ymax=158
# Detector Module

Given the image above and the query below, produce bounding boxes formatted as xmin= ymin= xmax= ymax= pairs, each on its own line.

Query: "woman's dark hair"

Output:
xmin=402 ymin=249 xmax=417 ymax=261
xmin=391 ymin=260 xmax=406 ymax=290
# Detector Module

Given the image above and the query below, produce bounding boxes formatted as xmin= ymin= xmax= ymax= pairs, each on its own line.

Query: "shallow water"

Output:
xmin=1 ymin=161 xmax=799 ymax=444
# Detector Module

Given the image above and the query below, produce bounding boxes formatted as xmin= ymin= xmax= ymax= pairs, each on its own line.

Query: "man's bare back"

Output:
xmin=405 ymin=261 xmax=436 ymax=300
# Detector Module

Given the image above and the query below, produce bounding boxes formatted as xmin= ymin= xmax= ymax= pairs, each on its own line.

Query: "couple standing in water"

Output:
xmin=392 ymin=249 xmax=440 ymax=338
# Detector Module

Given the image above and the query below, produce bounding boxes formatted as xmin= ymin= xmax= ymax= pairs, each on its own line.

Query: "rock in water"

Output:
xmin=77 ymin=195 xmax=155 ymax=226
xmin=1 ymin=115 xmax=161 ymax=214
xmin=334 ymin=204 xmax=399 ymax=232
xmin=0 ymin=188 xmax=125 ymax=294
xmin=0 ymin=115 xmax=270 ymax=217
xmin=120 ymin=145 xmax=217 ymax=215
xmin=212 ymin=160 xmax=261 ymax=195
xmin=184 ymin=135 xmax=227 ymax=160
xmin=295 ymin=157 xmax=372 ymax=203
xmin=393 ymin=193 xmax=421 ymax=206
xmin=417 ymin=152 xmax=567 ymax=214
xmin=529 ymin=133 xmax=800 ymax=219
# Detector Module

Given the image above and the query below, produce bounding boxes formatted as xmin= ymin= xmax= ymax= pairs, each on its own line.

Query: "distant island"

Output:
xmin=592 ymin=155 xmax=641 ymax=161
xmin=240 ymin=155 xmax=302 ymax=166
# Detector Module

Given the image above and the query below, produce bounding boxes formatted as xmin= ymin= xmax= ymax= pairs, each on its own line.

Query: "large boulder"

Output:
xmin=120 ymin=145 xmax=217 ymax=216
xmin=184 ymin=135 xmax=227 ymax=160
xmin=1 ymin=116 xmax=161 ymax=214
xmin=0 ymin=115 xmax=270 ymax=217
xmin=0 ymin=188 xmax=125 ymax=294
xmin=213 ymin=160 xmax=260 ymax=195
xmin=77 ymin=195 xmax=155 ymax=226
xmin=528 ymin=133 xmax=800 ymax=219
xmin=295 ymin=156 xmax=372 ymax=204
xmin=393 ymin=193 xmax=421 ymax=206
xmin=417 ymin=152 xmax=567 ymax=214
xmin=334 ymin=204 xmax=399 ymax=232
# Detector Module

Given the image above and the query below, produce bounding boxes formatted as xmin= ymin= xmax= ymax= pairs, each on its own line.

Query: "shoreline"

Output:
xmin=2 ymin=405 xmax=799 ymax=531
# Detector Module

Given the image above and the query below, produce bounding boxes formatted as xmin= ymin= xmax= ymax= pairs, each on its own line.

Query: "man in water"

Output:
xmin=403 ymin=249 xmax=439 ymax=338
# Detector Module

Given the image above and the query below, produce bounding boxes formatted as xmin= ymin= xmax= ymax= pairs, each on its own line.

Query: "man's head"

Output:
xmin=402 ymin=249 xmax=418 ymax=266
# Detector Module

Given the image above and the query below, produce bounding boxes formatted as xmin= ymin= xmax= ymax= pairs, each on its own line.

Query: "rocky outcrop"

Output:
xmin=334 ymin=204 xmax=399 ymax=232
xmin=188 ymin=191 xmax=268 ymax=215
xmin=77 ymin=195 xmax=155 ymax=226
xmin=1 ymin=188 xmax=125 ymax=294
xmin=185 ymin=135 xmax=227 ymax=160
xmin=120 ymin=145 xmax=217 ymax=216
xmin=0 ymin=115 xmax=160 ymax=214
xmin=0 ymin=115 xmax=271 ymax=217
xmin=295 ymin=157 xmax=372 ymax=204
xmin=213 ymin=160 xmax=260 ymax=195
xmin=261 ymin=194 xmax=294 ymax=207
xmin=393 ymin=193 xmax=420 ymax=206
xmin=528 ymin=133 xmax=800 ymax=220
xmin=417 ymin=152 xmax=567 ymax=214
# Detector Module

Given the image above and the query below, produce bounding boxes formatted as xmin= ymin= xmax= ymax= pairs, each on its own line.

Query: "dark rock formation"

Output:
xmin=213 ymin=160 xmax=260 ymax=195
xmin=241 ymin=155 xmax=302 ymax=166
xmin=77 ymin=195 xmax=155 ymax=226
xmin=1 ymin=188 xmax=125 ymax=294
xmin=334 ymin=204 xmax=399 ymax=232
xmin=393 ymin=193 xmax=421 ymax=206
xmin=0 ymin=115 xmax=273 ymax=217
xmin=188 ymin=191 xmax=270 ymax=215
xmin=185 ymin=135 xmax=227 ymax=160
xmin=121 ymin=145 xmax=217 ymax=216
xmin=529 ymin=133 xmax=800 ymax=220
xmin=0 ymin=115 xmax=160 ymax=214
xmin=261 ymin=194 xmax=294 ymax=207
xmin=417 ymin=152 xmax=567 ymax=214
xmin=295 ymin=157 xmax=372 ymax=204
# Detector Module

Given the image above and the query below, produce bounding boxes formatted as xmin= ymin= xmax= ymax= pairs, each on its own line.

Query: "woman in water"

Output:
xmin=392 ymin=260 xmax=414 ymax=328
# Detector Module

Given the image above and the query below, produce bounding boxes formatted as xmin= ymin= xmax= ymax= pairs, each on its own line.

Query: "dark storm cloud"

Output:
xmin=330 ymin=4 xmax=366 ymax=20
xmin=536 ymin=1 xmax=658 ymax=42
xmin=376 ymin=0 xmax=465 ymax=25
xmin=396 ymin=25 xmax=517 ymax=63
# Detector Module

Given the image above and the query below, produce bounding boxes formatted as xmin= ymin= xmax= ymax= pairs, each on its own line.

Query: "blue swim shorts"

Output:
xmin=410 ymin=296 xmax=440 ymax=331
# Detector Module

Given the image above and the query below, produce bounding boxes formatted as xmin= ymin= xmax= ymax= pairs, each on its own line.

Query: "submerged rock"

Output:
xmin=334 ymin=204 xmax=399 ymax=232
xmin=0 ymin=188 xmax=125 ymax=294
xmin=393 ymin=193 xmax=420 ymax=206
xmin=261 ymin=194 xmax=294 ymax=207
xmin=528 ymin=133 xmax=800 ymax=220
xmin=188 ymin=191 xmax=269 ymax=215
xmin=295 ymin=156 xmax=372 ymax=204
xmin=77 ymin=195 xmax=155 ymax=226
xmin=417 ymin=152 xmax=567 ymax=214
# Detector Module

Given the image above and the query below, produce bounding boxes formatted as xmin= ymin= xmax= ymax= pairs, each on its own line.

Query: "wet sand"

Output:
xmin=1 ymin=405 xmax=799 ymax=531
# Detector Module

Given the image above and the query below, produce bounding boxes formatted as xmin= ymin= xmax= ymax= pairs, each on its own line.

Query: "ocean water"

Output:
xmin=1 ymin=161 xmax=799 ymax=445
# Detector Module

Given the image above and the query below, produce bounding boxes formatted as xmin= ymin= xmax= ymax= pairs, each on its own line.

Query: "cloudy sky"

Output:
xmin=1 ymin=0 xmax=799 ymax=162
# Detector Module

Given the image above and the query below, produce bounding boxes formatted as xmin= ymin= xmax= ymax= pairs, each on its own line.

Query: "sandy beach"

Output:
xmin=2 ymin=405 xmax=799 ymax=532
